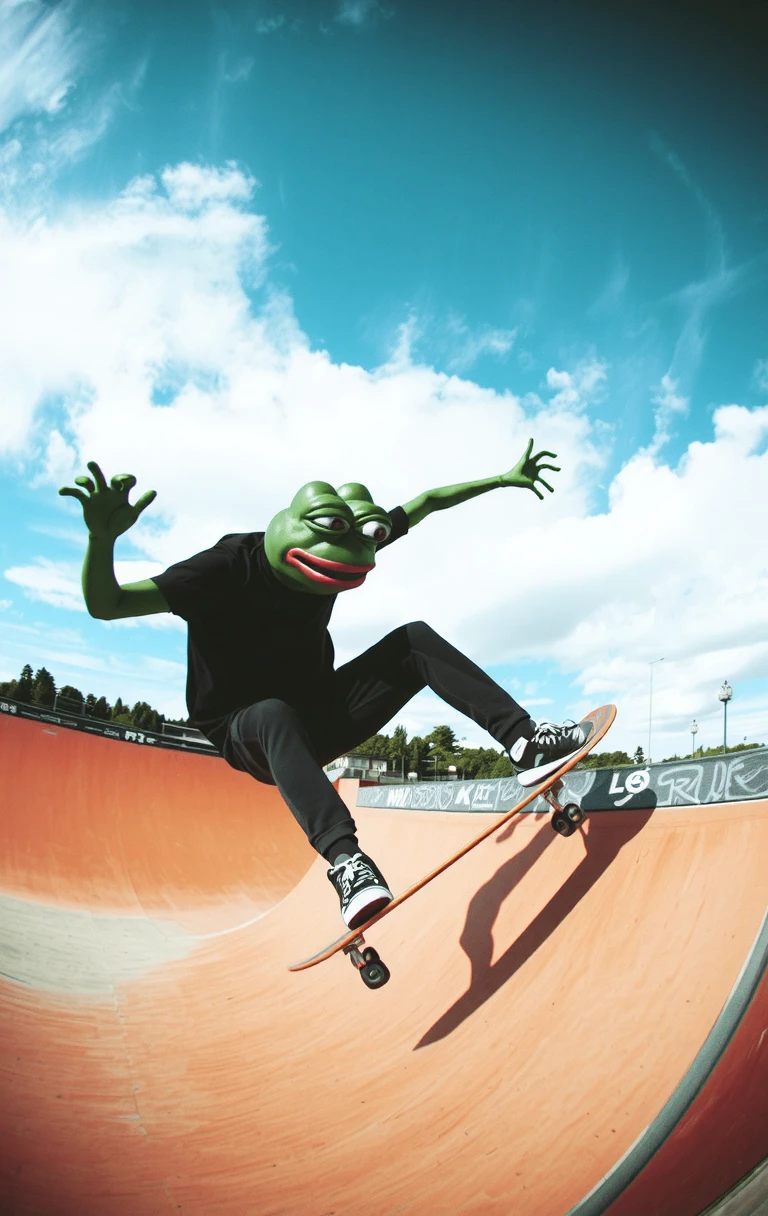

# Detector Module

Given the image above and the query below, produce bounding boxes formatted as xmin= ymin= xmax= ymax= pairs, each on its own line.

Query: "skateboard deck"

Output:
xmin=289 ymin=703 xmax=616 ymax=986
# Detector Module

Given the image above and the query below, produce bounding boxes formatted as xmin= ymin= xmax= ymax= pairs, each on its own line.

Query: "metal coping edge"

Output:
xmin=564 ymin=905 xmax=768 ymax=1216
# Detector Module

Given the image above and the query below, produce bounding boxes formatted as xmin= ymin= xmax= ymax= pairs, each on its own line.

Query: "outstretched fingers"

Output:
xmin=134 ymin=490 xmax=157 ymax=516
xmin=531 ymin=450 xmax=559 ymax=495
xmin=75 ymin=475 xmax=96 ymax=493
xmin=58 ymin=485 xmax=88 ymax=504
xmin=86 ymin=461 xmax=108 ymax=491
xmin=110 ymin=473 xmax=137 ymax=494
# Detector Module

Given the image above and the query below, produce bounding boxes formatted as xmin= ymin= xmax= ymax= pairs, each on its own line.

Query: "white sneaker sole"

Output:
xmin=343 ymin=885 xmax=393 ymax=929
xmin=516 ymin=746 xmax=584 ymax=788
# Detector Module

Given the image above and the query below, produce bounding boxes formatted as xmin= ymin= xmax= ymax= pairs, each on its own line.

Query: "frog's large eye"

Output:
xmin=360 ymin=519 xmax=391 ymax=543
xmin=312 ymin=515 xmax=349 ymax=532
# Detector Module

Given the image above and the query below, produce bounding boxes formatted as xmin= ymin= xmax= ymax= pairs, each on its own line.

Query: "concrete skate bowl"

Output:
xmin=1 ymin=709 xmax=768 ymax=1216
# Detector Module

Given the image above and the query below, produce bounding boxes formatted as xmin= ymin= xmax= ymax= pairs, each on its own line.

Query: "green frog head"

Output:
xmin=264 ymin=480 xmax=392 ymax=595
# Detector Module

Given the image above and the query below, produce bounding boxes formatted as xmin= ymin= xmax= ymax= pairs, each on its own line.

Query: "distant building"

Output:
xmin=323 ymin=752 xmax=395 ymax=783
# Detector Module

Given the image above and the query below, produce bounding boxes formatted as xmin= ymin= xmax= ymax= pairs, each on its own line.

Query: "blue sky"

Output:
xmin=1 ymin=0 xmax=767 ymax=760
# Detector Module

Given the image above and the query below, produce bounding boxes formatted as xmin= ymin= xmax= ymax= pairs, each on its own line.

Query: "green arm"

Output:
xmin=401 ymin=439 xmax=560 ymax=527
xmin=59 ymin=461 xmax=169 ymax=620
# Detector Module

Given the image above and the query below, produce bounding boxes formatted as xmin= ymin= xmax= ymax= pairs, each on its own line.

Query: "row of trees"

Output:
xmin=0 ymin=664 xmax=188 ymax=732
xmin=353 ymin=729 xmax=762 ymax=779
xmin=3 ymin=663 xmax=760 ymax=769
xmin=355 ymin=724 xmax=647 ymax=779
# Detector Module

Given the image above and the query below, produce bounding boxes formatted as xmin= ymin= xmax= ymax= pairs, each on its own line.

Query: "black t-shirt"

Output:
xmin=152 ymin=506 xmax=409 ymax=748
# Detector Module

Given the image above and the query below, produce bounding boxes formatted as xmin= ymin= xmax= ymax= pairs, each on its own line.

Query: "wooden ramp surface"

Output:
xmin=1 ymin=713 xmax=767 ymax=1216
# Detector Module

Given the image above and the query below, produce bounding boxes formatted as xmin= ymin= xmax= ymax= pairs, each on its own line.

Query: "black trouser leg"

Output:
xmin=224 ymin=698 xmax=359 ymax=859
xmin=326 ymin=621 xmax=531 ymax=753
xmin=222 ymin=623 xmax=531 ymax=860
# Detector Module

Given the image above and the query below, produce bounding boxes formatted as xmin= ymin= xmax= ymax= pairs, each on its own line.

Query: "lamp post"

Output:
xmin=690 ymin=719 xmax=698 ymax=758
xmin=718 ymin=680 xmax=733 ymax=751
xmin=648 ymin=658 xmax=664 ymax=763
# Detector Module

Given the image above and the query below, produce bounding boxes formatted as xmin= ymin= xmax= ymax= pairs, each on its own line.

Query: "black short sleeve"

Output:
xmin=151 ymin=534 xmax=247 ymax=621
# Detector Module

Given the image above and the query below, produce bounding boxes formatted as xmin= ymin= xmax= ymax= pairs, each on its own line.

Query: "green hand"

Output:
xmin=59 ymin=461 xmax=157 ymax=539
xmin=499 ymin=439 xmax=560 ymax=500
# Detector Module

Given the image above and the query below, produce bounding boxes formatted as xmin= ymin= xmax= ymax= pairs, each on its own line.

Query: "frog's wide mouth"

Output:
xmin=285 ymin=547 xmax=375 ymax=589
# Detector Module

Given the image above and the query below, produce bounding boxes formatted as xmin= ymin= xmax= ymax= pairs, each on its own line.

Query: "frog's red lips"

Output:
xmin=286 ymin=548 xmax=375 ymax=590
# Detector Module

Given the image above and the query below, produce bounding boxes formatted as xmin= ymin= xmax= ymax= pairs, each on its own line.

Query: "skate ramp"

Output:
xmin=1 ymin=712 xmax=767 ymax=1216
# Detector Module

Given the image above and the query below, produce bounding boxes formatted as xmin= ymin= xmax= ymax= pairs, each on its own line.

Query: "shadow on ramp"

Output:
xmin=417 ymin=809 xmax=655 ymax=1047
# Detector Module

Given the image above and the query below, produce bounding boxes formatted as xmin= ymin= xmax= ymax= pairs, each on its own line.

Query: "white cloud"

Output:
xmin=335 ymin=1 xmax=391 ymax=27
xmin=463 ymin=403 xmax=768 ymax=754
xmin=444 ymin=316 xmax=516 ymax=372
xmin=3 ymin=556 xmax=165 ymax=614
xmin=645 ymin=372 xmax=689 ymax=455
xmin=0 ymin=618 xmax=188 ymax=717
xmin=0 ymin=0 xmax=82 ymax=131
xmin=161 ymin=162 xmax=258 ymax=212
xmin=538 ymin=360 xmax=607 ymax=413
xmin=1 ymin=153 xmax=766 ymax=761
xmin=0 ymin=9 xmax=146 ymax=207
xmin=4 ymin=558 xmax=84 ymax=611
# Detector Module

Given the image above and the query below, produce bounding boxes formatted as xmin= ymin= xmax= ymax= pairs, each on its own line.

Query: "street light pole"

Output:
xmin=648 ymin=658 xmax=664 ymax=763
xmin=690 ymin=719 xmax=698 ymax=758
xmin=718 ymin=680 xmax=733 ymax=751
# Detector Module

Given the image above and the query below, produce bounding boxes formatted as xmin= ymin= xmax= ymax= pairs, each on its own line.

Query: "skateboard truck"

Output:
xmin=541 ymin=779 xmax=585 ymax=837
xmin=343 ymin=936 xmax=391 ymax=989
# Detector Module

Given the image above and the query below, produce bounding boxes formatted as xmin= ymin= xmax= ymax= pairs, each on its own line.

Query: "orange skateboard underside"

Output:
xmin=289 ymin=703 xmax=617 ymax=972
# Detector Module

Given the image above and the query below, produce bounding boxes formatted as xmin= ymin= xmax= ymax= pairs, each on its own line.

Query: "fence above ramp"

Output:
xmin=356 ymin=748 xmax=768 ymax=814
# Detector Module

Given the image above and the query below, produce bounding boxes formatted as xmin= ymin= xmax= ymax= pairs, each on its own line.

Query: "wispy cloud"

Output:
xmin=4 ymin=558 xmax=84 ymax=612
xmin=752 ymin=358 xmax=768 ymax=395
xmin=335 ymin=1 xmax=393 ymax=28
xmin=381 ymin=310 xmax=516 ymax=374
xmin=0 ymin=0 xmax=83 ymax=131
xmin=645 ymin=372 xmax=689 ymax=456
xmin=647 ymin=133 xmax=751 ymax=398
xmin=535 ymin=360 xmax=608 ymax=414
xmin=588 ymin=256 xmax=629 ymax=315
xmin=254 ymin=15 xmax=286 ymax=35
xmin=219 ymin=54 xmax=255 ymax=84
xmin=0 ymin=6 xmax=145 ymax=204
xmin=444 ymin=316 xmax=516 ymax=372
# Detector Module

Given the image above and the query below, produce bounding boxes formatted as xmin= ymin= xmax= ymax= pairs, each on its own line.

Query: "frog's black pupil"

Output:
xmin=374 ymin=526 xmax=386 ymax=541
xmin=331 ymin=518 xmax=345 ymax=530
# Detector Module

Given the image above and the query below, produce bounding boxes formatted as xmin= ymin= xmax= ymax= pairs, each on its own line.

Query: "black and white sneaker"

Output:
xmin=509 ymin=719 xmax=594 ymax=788
xmin=327 ymin=852 xmax=394 ymax=930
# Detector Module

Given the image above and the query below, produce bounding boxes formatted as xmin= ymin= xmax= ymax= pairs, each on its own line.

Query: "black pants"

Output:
xmin=223 ymin=621 xmax=529 ymax=859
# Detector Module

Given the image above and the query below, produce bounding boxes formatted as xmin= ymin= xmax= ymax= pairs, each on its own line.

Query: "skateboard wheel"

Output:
xmin=360 ymin=960 xmax=390 ymax=989
xmin=363 ymin=947 xmax=380 ymax=965
xmin=563 ymin=802 xmax=584 ymax=825
xmin=551 ymin=810 xmax=577 ymax=837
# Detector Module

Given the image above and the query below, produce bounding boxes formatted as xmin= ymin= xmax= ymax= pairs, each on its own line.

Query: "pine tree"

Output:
xmin=15 ymin=664 xmax=34 ymax=703
xmin=425 ymin=725 xmax=460 ymax=756
xmin=32 ymin=667 xmax=56 ymax=707
xmin=57 ymin=685 xmax=85 ymax=713
xmin=131 ymin=701 xmax=162 ymax=731
xmin=406 ymin=735 xmax=428 ymax=775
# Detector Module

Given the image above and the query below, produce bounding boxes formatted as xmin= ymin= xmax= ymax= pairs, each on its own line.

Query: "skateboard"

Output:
xmin=289 ymin=703 xmax=616 ymax=989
